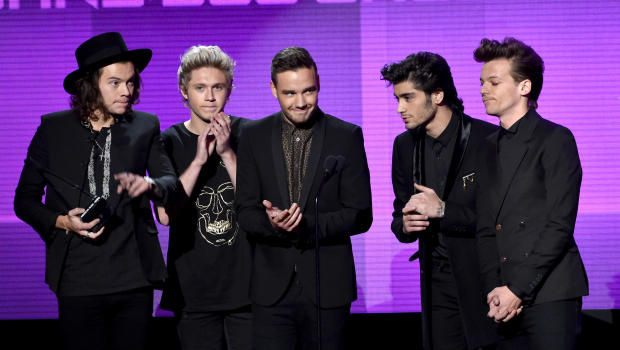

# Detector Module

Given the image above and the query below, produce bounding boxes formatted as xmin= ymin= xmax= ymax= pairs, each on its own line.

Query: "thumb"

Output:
xmin=262 ymin=200 xmax=273 ymax=209
xmin=413 ymin=183 xmax=431 ymax=193
xmin=68 ymin=208 xmax=85 ymax=216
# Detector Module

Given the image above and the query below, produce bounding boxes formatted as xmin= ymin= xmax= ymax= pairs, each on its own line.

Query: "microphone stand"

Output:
xmin=314 ymin=181 xmax=325 ymax=350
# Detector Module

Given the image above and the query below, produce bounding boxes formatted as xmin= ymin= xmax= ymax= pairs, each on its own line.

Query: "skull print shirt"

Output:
xmin=160 ymin=117 xmax=252 ymax=312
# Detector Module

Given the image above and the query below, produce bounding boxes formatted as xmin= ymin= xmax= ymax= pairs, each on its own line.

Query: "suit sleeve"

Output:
xmin=475 ymin=142 xmax=503 ymax=295
xmin=475 ymin=185 xmax=503 ymax=295
xmin=439 ymin=202 xmax=476 ymax=234
xmin=235 ymin=128 xmax=292 ymax=244
xmin=14 ymin=117 xmax=63 ymax=244
xmin=145 ymin=116 xmax=181 ymax=207
xmin=390 ymin=136 xmax=418 ymax=243
xmin=509 ymin=127 xmax=582 ymax=298
xmin=301 ymin=126 xmax=373 ymax=244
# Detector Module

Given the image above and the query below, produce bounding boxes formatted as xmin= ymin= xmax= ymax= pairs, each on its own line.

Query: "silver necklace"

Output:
xmin=87 ymin=126 xmax=112 ymax=199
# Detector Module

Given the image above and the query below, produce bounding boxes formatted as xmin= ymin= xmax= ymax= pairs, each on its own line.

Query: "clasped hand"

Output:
xmin=194 ymin=112 xmax=232 ymax=166
xmin=401 ymin=183 xmax=444 ymax=233
xmin=487 ymin=286 xmax=523 ymax=323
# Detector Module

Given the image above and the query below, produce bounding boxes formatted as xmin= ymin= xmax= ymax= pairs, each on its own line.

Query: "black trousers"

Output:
xmin=176 ymin=306 xmax=253 ymax=350
xmin=252 ymin=274 xmax=350 ymax=350
xmin=57 ymin=287 xmax=153 ymax=350
xmin=497 ymin=298 xmax=582 ymax=350
xmin=430 ymin=259 xmax=469 ymax=350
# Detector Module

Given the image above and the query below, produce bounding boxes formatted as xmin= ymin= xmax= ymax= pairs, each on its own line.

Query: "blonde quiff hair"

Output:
xmin=177 ymin=45 xmax=235 ymax=102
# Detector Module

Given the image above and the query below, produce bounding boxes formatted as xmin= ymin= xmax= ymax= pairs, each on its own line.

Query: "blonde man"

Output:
xmin=157 ymin=45 xmax=252 ymax=350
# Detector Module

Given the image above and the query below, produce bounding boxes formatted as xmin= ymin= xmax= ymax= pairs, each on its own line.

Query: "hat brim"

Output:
xmin=63 ymin=48 xmax=152 ymax=95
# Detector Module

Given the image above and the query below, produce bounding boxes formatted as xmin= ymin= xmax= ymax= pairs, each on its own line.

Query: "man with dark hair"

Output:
xmin=157 ymin=45 xmax=252 ymax=350
xmin=236 ymin=46 xmax=372 ymax=349
xmin=474 ymin=37 xmax=588 ymax=349
xmin=382 ymin=52 xmax=498 ymax=350
xmin=14 ymin=32 xmax=179 ymax=350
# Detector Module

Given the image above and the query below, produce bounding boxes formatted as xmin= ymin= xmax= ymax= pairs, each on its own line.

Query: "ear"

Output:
xmin=432 ymin=90 xmax=444 ymax=105
xmin=316 ymin=73 xmax=321 ymax=92
xmin=519 ymin=79 xmax=532 ymax=96
xmin=270 ymin=81 xmax=278 ymax=98
xmin=179 ymin=85 xmax=189 ymax=101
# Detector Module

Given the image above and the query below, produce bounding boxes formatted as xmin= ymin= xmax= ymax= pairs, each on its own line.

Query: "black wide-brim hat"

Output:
xmin=63 ymin=32 xmax=152 ymax=94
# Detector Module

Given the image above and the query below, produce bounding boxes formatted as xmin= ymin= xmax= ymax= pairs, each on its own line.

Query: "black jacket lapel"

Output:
xmin=495 ymin=110 xmax=540 ymax=218
xmin=271 ymin=114 xmax=291 ymax=207
xmin=443 ymin=113 xmax=471 ymax=200
xmin=299 ymin=110 xmax=325 ymax=211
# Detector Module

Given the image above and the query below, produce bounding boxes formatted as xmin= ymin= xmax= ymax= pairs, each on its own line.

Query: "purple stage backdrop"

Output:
xmin=1 ymin=0 xmax=619 ymax=319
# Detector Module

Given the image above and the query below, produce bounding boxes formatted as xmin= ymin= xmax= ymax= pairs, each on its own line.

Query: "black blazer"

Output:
xmin=236 ymin=109 xmax=372 ymax=308
xmin=476 ymin=109 xmax=588 ymax=305
xmin=14 ymin=110 xmax=178 ymax=294
xmin=391 ymin=113 xmax=498 ymax=349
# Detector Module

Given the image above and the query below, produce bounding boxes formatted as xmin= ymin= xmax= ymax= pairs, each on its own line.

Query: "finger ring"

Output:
xmin=87 ymin=232 xmax=92 ymax=238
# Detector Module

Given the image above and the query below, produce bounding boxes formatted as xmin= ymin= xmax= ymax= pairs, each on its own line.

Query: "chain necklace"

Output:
xmin=86 ymin=124 xmax=112 ymax=199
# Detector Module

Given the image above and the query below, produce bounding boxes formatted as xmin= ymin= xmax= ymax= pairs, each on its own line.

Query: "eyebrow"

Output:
xmin=395 ymin=91 xmax=415 ymax=98
xmin=481 ymin=75 xmax=500 ymax=80
xmin=106 ymin=75 xmax=133 ymax=81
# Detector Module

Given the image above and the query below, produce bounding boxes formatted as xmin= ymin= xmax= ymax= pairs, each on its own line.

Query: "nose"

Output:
xmin=205 ymin=88 xmax=215 ymax=101
xmin=295 ymin=94 xmax=306 ymax=109
xmin=397 ymin=99 xmax=406 ymax=114
xmin=119 ymin=82 xmax=131 ymax=96
xmin=480 ymin=83 xmax=487 ymax=96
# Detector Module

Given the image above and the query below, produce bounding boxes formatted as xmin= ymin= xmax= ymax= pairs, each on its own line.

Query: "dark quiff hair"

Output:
xmin=271 ymin=47 xmax=317 ymax=86
xmin=474 ymin=37 xmax=544 ymax=109
xmin=70 ymin=65 xmax=142 ymax=122
xmin=380 ymin=52 xmax=464 ymax=114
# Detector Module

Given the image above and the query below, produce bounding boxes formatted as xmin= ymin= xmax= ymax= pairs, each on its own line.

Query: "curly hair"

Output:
xmin=474 ymin=37 xmax=544 ymax=109
xmin=380 ymin=52 xmax=464 ymax=114
xmin=69 ymin=65 xmax=141 ymax=122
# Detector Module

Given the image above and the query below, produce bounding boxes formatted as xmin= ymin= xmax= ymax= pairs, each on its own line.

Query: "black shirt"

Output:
xmin=60 ymin=126 xmax=149 ymax=296
xmin=160 ymin=117 xmax=252 ymax=312
xmin=424 ymin=113 xmax=458 ymax=261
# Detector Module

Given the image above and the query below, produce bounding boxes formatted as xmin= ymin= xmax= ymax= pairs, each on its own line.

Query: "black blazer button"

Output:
xmin=495 ymin=224 xmax=502 ymax=231
xmin=519 ymin=221 xmax=526 ymax=228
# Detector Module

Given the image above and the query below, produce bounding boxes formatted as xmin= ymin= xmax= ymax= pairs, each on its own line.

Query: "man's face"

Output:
xmin=393 ymin=80 xmax=436 ymax=130
xmin=271 ymin=67 xmax=319 ymax=126
xmin=181 ymin=66 xmax=230 ymax=123
xmin=98 ymin=61 xmax=135 ymax=115
xmin=480 ymin=58 xmax=528 ymax=118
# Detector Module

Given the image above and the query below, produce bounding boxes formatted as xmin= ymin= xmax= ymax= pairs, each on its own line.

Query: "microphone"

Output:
xmin=322 ymin=155 xmax=345 ymax=179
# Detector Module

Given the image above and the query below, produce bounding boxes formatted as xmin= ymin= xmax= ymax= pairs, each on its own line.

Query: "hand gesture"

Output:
xmin=114 ymin=172 xmax=153 ymax=198
xmin=194 ymin=124 xmax=217 ymax=166
xmin=263 ymin=200 xmax=302 ymax=234
xmin=401 ymin=195 xmax=430 ymax=233
xmin=410 ymin=183 xmax=445 ymax=218
xmin=487 ymin=286 xmax=523 ymax=323
xmin=211 ymin=112 xmax=232 ymax=157
xmin=62 ymin=208 xmax=105 ymax=240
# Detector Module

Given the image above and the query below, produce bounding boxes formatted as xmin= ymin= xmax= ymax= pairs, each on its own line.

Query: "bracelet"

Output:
xmin=143 ymin=176 xmax=156 ymax=190
xmin=63 ymin=215 xmax=70 ymax=234
xmin=437 ymin=200 xmax=446 ymax=218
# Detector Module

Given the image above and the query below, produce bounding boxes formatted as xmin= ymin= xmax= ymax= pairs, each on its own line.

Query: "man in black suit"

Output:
xmin=236 ymin=47 xmax=372 ymax=349
xmin=382 ymin=52 xmax=498 ymax=350
xmin=14 ymin=32 xmax=179 ymax=350
xmin=474 ymin=37 xmax=588 ymax=350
